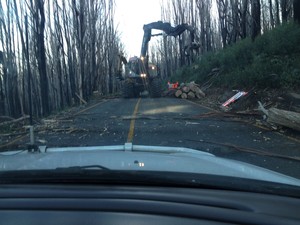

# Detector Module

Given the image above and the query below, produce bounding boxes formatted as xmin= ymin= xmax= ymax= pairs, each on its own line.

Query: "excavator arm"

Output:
xmin=117 ymin=21 xmax=198 ymax=98
xmin=140 ymin=21 xmax=196 ymax=57
xmin=117 ymin=21 xmax=198 ymax=80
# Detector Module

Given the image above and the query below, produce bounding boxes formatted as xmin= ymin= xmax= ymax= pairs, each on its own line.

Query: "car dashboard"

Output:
xmin=0 ymin=184 xmax=299 ymax=225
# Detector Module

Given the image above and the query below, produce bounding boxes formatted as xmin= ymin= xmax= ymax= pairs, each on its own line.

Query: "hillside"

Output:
xmin=169 ymin=23 xmax=300 ymax=134
xmin=173 ymin=23 xmax=300 ymax=91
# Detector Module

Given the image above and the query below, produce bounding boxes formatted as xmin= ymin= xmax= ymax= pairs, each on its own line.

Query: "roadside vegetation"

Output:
xmin=172 ymin=23 xmax=300 ymax=91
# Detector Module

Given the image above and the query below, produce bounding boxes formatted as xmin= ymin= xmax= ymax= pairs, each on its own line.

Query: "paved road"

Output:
xmin=39 ymin=97 xmax=300 ymax=178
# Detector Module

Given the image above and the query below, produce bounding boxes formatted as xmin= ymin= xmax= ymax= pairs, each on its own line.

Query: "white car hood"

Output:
xmin=0 ymin=143 xmax=300 ymax=187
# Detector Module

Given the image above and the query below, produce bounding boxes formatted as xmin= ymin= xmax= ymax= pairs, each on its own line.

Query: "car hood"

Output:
xmin=0 ymin=143 xmax=300 ymax=187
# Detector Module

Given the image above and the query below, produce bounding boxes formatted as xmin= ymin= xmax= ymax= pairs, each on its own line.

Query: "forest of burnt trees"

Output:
xmin=0 ymin=0 xmax=299 ymax=119
xmin=0 ymin=0 xmax=121 ymax=118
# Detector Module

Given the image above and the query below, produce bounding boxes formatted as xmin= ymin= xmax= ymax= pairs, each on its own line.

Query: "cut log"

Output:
xmin=175 ymin=89 xmax=183 ymax=97
xmin=267 ymin=108 xmax=300 ymax=131
xmin=182 ymin=86 xmax=190 ymax=93
xmin=194 ymin=87 xmax=206 ymax=97
xmin=187 ymin=91 xmax=195 ymax=99
xmin=190 ymin=86 xmax=197 ymax=93
xmin=195 ymin=93 xmax=202 ymax=99
xmin=181 ymin=93 xmax=188 ymax=99
xmin=188 ymin=82 xmax=198 ymax=92
xmin=174 ymin=82 xmax=205 ymax=99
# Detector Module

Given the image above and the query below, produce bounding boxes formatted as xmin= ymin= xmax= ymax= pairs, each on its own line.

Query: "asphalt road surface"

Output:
xmin=39 ymin=97 xmax=300 ymax=178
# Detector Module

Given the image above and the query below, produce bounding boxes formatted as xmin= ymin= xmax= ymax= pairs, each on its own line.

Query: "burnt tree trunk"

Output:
xmin=35 ymin=0 xmax=49 ymax=115
xmin=230 ymin=0 xmax=238 ymax=43
xmin=241 ymin=0 xmax=249 ymax=39
xmin=269 ymin=0 xmax=274 ymax=28
xmin=281 ymin=0 xmax=289 ymax=22
xmin=251 ymin=0 xmax=261 ymax=41
xmin=217 ymin=0 xmax=229 ymax=47
xmin=275 ymin=0 xmax=280 ymax=25
xmin=294 ymin=0 xmax=300 ymax=23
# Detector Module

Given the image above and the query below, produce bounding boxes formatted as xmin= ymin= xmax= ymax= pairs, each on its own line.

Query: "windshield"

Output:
xmin=0 ymin=0 xmax=300 ymax=190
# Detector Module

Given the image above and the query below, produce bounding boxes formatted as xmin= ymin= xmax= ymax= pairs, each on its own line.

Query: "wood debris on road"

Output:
xmin=168 ymin=81 xmax=206 ymax=99
xmin=0 ymin=115 xmax=30 ymax=127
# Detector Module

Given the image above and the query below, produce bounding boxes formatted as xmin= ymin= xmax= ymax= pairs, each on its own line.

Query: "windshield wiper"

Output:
xmin=55 ymin=165 xmax=110 ymax=171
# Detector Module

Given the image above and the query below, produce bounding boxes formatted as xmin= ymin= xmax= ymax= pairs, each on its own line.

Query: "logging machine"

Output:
xmin=117 ymin=21 xmax=199 ymax=98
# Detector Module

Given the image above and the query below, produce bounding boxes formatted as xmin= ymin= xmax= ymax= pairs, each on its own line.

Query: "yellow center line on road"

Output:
xmin=127 ymin=98 xmax=141 ymax=143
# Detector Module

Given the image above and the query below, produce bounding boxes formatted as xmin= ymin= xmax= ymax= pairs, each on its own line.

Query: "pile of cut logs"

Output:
xmin=174 ymin=82 xmax=206 ymax=99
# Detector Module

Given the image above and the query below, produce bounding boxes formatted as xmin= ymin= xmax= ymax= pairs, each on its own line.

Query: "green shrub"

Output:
xmin=255 ymin=23 xmax=300 ymax=56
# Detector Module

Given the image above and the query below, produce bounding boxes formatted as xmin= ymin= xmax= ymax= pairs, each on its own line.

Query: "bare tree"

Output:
xmin=251 ymin=0 xmax=261 ymax=41
xmin=34 ymin=0 xmax=49 ymax=115
xmin=217 ymin=0 xmax=229 ymax=47
xmin=240 ymin=0 xmax=249 ymax=39
xmin=196 ymin=0 xmax=213 ymax=51
xmin=275 ymin=0 xmax=281 ymax=25
xmin=269 ymin=0 xmax=275 ymax=28
xmin=0 ymin=0 xmax=122 ymax=118
xmin=281 ymin=0 xmax=291 ymax=22
xmin=294 ymin=0 xmax=300 ymax=23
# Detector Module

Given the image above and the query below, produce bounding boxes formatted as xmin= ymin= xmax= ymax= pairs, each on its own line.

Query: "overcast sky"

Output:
xmin=114 ymin=0 xmax=162 ymax=57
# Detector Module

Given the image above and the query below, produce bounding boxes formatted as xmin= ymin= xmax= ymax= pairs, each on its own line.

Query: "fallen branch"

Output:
xmin=0 ymin=115 xmax=30 ymax=127
xmin=258 ymin=101 xmax=269 ymax=116
xmin=75 ymin=93 xmax=87 ymax=105
xmin=200 ymin=69 xmax=220 ymax=91
xmin=43 ymin=119 xmax=73 ymax=124
xmin=193 ymin=111 xmax=260 ymax=119
xmin=0 ymin=135 xmax=27 ymax=149
xmin=0 ymin=132 xmax=28 ymax=137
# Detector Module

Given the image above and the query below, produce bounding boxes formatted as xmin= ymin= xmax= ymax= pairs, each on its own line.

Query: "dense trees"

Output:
xmin=0 ymin=0 xmax=122 ymax=118
xmin=251 ymin=0 xmax=261 ymax=41
xmin=156 ymin=0 xmax=299 ymax=79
